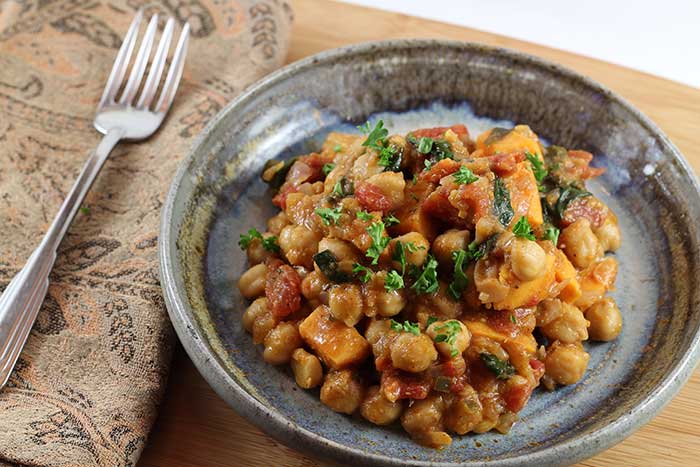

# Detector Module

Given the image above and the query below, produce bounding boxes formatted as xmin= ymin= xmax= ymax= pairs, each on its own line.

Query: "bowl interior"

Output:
xmin=162 ymin=42 xmax=700 ymax=466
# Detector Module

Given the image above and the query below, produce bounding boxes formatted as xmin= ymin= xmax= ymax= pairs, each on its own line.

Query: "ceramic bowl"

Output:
xmin=159 ymin=40 xmax=700 ymax=466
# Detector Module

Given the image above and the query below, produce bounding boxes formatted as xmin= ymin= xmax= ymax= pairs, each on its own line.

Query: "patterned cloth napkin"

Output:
xmin=0 ymin=1 xmax=292 ymax=465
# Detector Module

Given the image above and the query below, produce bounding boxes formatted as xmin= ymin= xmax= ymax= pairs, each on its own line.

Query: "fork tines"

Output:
xmin=98 ymin=10 xmax=190 ymax=114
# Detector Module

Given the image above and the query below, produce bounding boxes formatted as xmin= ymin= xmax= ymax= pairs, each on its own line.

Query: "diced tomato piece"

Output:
xmin=381 ymin=369 xmax=431 ymax=401
xmin=504 ymin=380 xmax=533 ymax=412
xmin=529 ymin=359 xmax=545 ymax=382
xmin=271 ymin=183 xmax=298 ymax=210
xmin=419 ymin=159 xmax=462 ymax=184
xmin=264 ymin=258 xmax=301 ymax=318
xmin=449 ymin=374 xmax=468 ymax=394
xmin=487 ymin=310 xmax=518 ymax=337
xmin=298 ymin=152 xmax=332 ymax=179
xmin=455 ymin=178 xmax=492 ymax=225
xmin=561 ymin=196 xmax=608 ymax=228
xmin=568 ymin=150 xmax=606 ymax=180
xmin=487 ymin=152 xmax=526 ymax=176
xmin=422 ymin=186 xmax=463 ymax=226
xmin=355 ymin=182 xmax=392 ymax=212
xmin=412 ymin=124 xmax=469 ymax=139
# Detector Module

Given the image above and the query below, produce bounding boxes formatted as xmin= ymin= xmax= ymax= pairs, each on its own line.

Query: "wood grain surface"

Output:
xmin=139 ymin=1 xmax=700 ymax=465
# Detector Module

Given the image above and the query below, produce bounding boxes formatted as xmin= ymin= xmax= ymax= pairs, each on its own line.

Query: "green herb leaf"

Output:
xmin=412 ymin=173 xmax=418 ymax=184
xmin=356 ymin=210 xmax=374 ymax=221
xmin=480 ymin=352 xmax=516 ymax=379
xmin=383 ymin=214 xmax=400 ymax=226
xmin=512 ymin=216 xmax=536 ymax=241
xmin=333 ymin=144 xmax=342 ymax=153
xmin=392 ymin=241 xmax=407 ymax=275
xmin=466 ymin=234 xmax=499 ymax=262
xmin=453 ymin=166 xmax=479 ymax=185
xmin=556 ymin=186 xmax=592 ymax=219
xmin=362 ymin=120 xmax=389 ymax=150
xmin=525 ymin=151 xmax=547 ymax=183
xmin=384 ymin=270 xmax=405 ymax=292
xmin=411 ymin=255 xmax=439 ymax=295
xmin=316 ymin=207 xmax=343 ymax=226
xmin=261 ymin=236 xmax=281 ymax=253
xmin=448 ymin=249 xmax=469 ymax=300
xmin=313 ymin=250 xmax=352 ymax=282
xmin=424 ymin=159 xmax=433 ymax=171
xmin=352 ymin=263 xmax=372 ymax=283
xmin=329 ymin=176 xmax=354 ymax=201
xmin=426 ymin=316 xmax=438 ymax=328
xmin=377 ymin=145 xmax=401 ymax=171
xmin=390 ymin=319 xmax=420 ymax=335
xmin=543 ymin=225 xmax=560 ymax=245
xmin=510 ymin=314 xmax=517 ymax=324
xmin=358 ymin=121 xmax=372 ymax=134
xmin=238 ymin=228 xmax=263 ymax=249
xmin=79 ymin=206 xmax=90 ymax=215
xmin=322 ymin=163 xmax=336 ymax=176
xmin=493 ymin=177 xmax=514 ymax=227
xmin=432 ymin=320 xmax=463 ymax=357
xmin=366 ymin=221 xmax=390 ymax=265
xmin=417 ymin=137 xmax=434 ymax=154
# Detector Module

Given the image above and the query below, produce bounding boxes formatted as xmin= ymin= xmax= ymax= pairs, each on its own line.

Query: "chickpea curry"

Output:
xmin=237 ymin=121 xmax=621 ymax=448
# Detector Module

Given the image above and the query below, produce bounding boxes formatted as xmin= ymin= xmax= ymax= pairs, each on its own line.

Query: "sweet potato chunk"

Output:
xmin=493 ymin=252 xmax=556 ymax=310
xmin=464 ymin=320 xmax=537 ymax=354
xmin=299 ymin=306 xmax=370 ymax=369
xmin=503 ymin=161 xmax=543 ymax=227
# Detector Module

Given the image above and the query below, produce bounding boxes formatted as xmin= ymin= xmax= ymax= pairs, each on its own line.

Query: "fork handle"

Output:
xmin=0 ymin=128 xmax=124 ymax=388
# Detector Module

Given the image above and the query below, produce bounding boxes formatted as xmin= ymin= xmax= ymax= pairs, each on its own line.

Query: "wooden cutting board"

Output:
xmin=139 ymin=1 xmax=700 ymax=466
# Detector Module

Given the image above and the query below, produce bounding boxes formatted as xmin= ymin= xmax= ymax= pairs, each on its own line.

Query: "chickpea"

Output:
xmin=320 ymin=370 xmax=364 ymax=414
xmin=318 ymin=237 xmax=358 ymax=262
xmin=444 ymin=385 xmax=483 ymax=435
xmin=426 ymin=320 xmax=471 ymax=357
xmin=418 ymin=282 xmax=464 ymax=318
xmin=278 ymin=224 xmax=320 ymax=268
xmin=251 ymin=308 xmax=278 ymax=344
xmin=540 ymin=302 xmax=589 ymax=344
xmin=389 ymin=232 xmax=430 ymax=268
xmin=401 ymin=395 xmax=451 ymax=448
xmin=366 ymin=171 xmax=405 ymax=208
xmin=432 ymin=230 xmax=469 ymax=266
xmin=290 ymin=348 xmax=323 ymax=388
xmin=376 ymin=288 xmax=406 ymax=317
xmin=360 ymin=386 xmax=403 ymax=426
xmin=390 ymin=332 xmax=437 ymax=373
xmin=474 ymin=216 xmax=502 ymax=244
xmin=242 ymin=297 xmax=268 ymax=333
xmin=328 ymin=284 xmax=364 ymax=326
xmin=594 ymin=217 xmax=621 ymax=252
xmin=238 ymin=263 xmax=267 ymax=299
xmin=559 ymin=218 xmax=603 ymax=269
xmin=300 ymin=270 xmax=327 ymax=301
xmin=266 ymin=211 xmax=289 ymax=235
xmin=544 ymin=342 xmax=590 ymax=385
xmin=586 ymin=297 xmax=622 ymax=341
xmin=245 ymin=236 xmax=271 ymax=265
xmin=510 ymin=238 xmax=547 ymax=281
xmin=263 ymin=322 xmax=302 ymax=365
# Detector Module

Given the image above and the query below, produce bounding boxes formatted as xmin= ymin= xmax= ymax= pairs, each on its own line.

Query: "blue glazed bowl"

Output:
xmin=159 ymin=40 xmax=700 ymax=466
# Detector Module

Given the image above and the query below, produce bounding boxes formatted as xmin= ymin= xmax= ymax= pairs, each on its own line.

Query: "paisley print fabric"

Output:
xmin=0 ymin=1 xmax=292 ymax=465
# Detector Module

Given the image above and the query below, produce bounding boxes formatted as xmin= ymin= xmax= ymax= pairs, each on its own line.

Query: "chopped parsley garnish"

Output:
xmin=361 ymin=120 xmax=388 ymax=147
xmin=392 ymin=241 xmax=407 ymax=275
xmin=543 ymin=225 xmax=560 ymax=245
xmin=313 ymin=250 xmax=352 ymax=282
xmin=315 ymin=207 xmax=343 ymax=226
xmin=322 ymin=163 xmax=336 ymax=176
xmin=366 ymin=221 xmax=390 ymax=265
xmin=360 ymin=120 xmax=401 ymax=171
xmin=411 ymin=255 xmax=439 ymax=295
xmin=453 ymin=166 xmax=479 ymax=185
xmin=412 ymin=173 xmax=418 ymax=184
xmin=424 ymin=159 xmax=433 ymax=170
xmin=384 ymin=270 xmax=405 ymax=292
xmin=261 ymin=236 xmax=281 ymax=253
xmin=352 ymin=263 xmax=372 ymax=283
xmin=238 ymin=228 xmax=262 ymax=249
xmin=390 ymin=319 xmax=420 ymax=335
xmin=480 ymin=352 xmax=516 ymax=379
xmin=333 ymin=144 xmax=342 ymax=153
xmin=493 ymin=177 xmax=514 ymax=227
xmin=408 ymin=134 xmax=453 ymax=169
xmin=448 ymin=249 xmax=469 ymax=300
xmin=525 ymin=151 xmax=547 ymax=183
xmin=356 ymin=210 xmax=374 ymax=221
xmin=555 ymin=186 xmax=592 ymax=219
xmin=80 ymin=206 xmax=90 ymax=215
xmin=512 ymin=216 xmax=536 ymax=241
xmin=510 ymin=314 xmax=517 ymax=324
xmin=377 ymin=145 xmax=401 ymax=170
xmin=384 ymin=214 xmax=400 ymax=226
xmin=426 ymin=316 xmax=438 ymax=328
xmin=433 ymin=320 xmax=463 ymax=357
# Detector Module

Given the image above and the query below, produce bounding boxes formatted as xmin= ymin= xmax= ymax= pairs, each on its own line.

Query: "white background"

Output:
xmin=339 ymin=0 xmax=700 ymax=88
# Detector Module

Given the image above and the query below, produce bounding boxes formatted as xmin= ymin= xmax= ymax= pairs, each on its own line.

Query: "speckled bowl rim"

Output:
xmin=158 ymin=39 xmax=700 ymax=467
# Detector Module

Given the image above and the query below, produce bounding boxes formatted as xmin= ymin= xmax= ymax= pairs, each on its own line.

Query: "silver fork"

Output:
xmin=0 ymin=11 xmax=190 ymax=389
